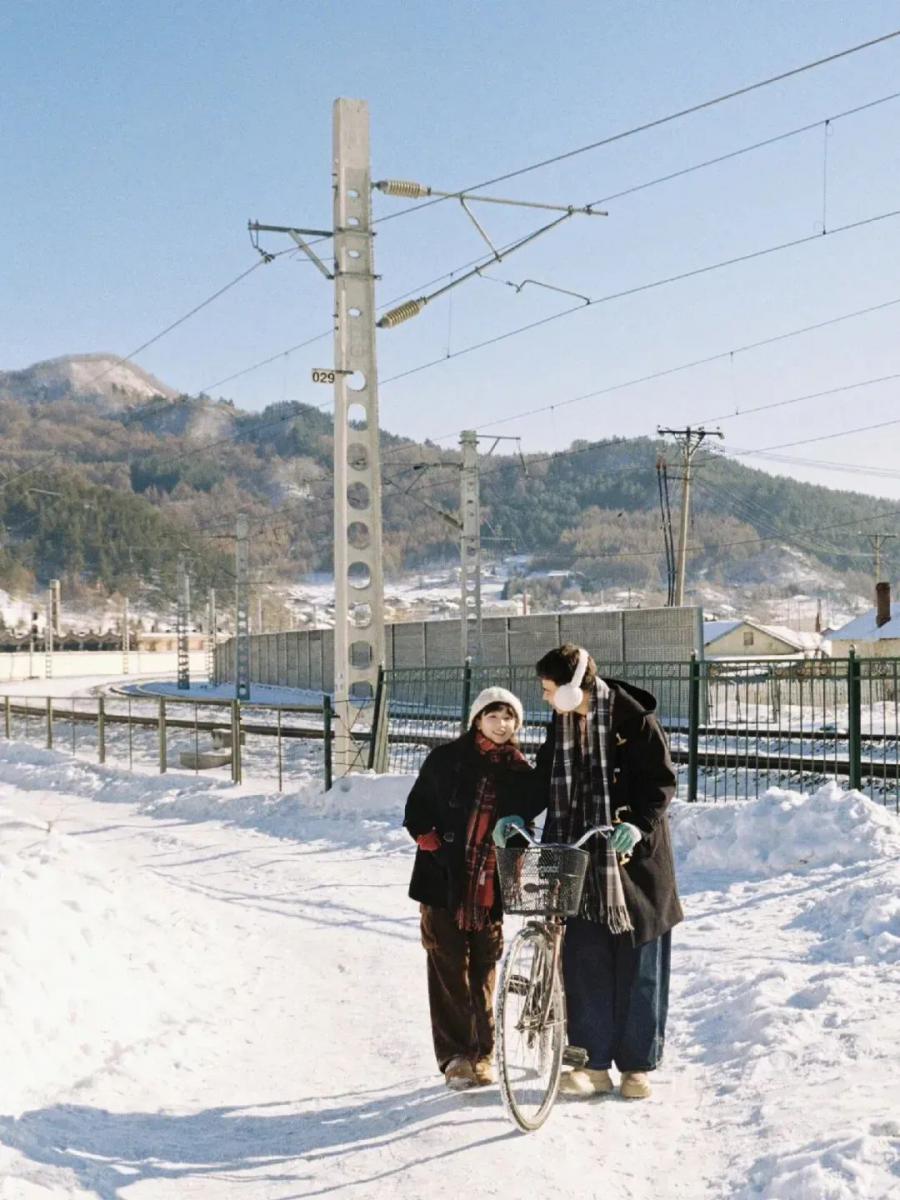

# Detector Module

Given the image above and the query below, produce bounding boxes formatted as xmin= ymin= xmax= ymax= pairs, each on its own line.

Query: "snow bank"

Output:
xmin=0 ymin=743 xmax=414 ymax=849
xmin=671 ymin=781 xmax=899 ymax=877
xmin=0 ymin=805 xmax=207 ymax=1115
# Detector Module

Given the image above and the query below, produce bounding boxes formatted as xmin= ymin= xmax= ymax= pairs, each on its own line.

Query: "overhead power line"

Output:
xmin=81 ymin=249 xmax=295 ymax=397
xmin=727 ymin=411 xmax=900 ymax=458
xmin=588 ymin=89 xmax=900 ymax=208
xmin=389 ymin=291 xmax=900 ymax=451
xmin=374 ymin=29 xmax=900 ymax=225
xmin=696 ymin=368 xmax=900 ymax=427
xmin=379 ymin=205 xmax=900 ymax=389
xmin=193 ymin=87 xmax=900 ymax=404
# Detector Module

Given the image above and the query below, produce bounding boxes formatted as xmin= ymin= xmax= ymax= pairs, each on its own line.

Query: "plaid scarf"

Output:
xmin=548 ymin=679 xmax=633 ymax=934
xmin=456 ymin=731 xmax=530 ymax=932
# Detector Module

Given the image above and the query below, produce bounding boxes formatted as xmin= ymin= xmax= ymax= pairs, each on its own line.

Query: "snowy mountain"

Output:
xmin=0 ymin=353 xmax=178 ymax=413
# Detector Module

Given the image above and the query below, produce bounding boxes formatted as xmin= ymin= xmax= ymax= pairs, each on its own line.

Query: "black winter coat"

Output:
xmin=536 ymin=678 xmax=684 ymax=945
xmin=403 ymin=731 xmax=539 ymax=918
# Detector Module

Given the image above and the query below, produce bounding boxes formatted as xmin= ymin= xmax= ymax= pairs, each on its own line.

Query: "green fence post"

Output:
xmin=687 ymin=653 xmax=700 ymax=803
xmin=323 ymin=694 xmax=333 ymax=791
xmin=158 ymin=697 xmax=167 ymax=773
xmin=46 ymin=697 xmax=53 ymax=749
xmin=848 ymin=648 xmax=862 ymax=791
xmin=231 ymin=700 xmax=242 ymax=785
xmin=98 ymin=696 xmax=106 ymax=764
xmin=367 ymin=664 xmax=386 ymax=771
xmin=461 ymin=658 xmax=473 ymax=735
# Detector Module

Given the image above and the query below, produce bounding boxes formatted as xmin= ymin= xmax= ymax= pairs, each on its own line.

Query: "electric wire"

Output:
xmin=379 ymin=205 xmax=900 ymax=389
xmin=82 ymin=248 xmax=295 ymax=396
xmin=187 ymin=85 xmax=900 ymax=404
xmin=727 ymin=412 xmax=900 ymax=458
xmin=386 ymin=291 xmax=900 ymax=451
xmin=373 ymin=29 xmax=900 ymax=225
xmin=587 ymin=89 xmax=900 ymax=209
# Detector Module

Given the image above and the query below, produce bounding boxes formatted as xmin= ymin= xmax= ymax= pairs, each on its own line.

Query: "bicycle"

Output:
xmin=494 ymin=823 xmax=613 ymax=1133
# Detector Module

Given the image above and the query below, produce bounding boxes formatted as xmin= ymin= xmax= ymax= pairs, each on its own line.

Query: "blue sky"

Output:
xmin=5 ymin=1 xmax=900 ymax=500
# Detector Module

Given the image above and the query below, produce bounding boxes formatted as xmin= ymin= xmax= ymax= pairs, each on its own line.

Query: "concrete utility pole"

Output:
xmin=248 ymin=98 xmax=385 ymax=774
xmin=331 ymin=98 xmax=385 ymax=772
xmin=122 ymin=596 xmax=130 ymax=674
xmin=29 ymin=607 xmax=38 ymax=678
xmin=206 ymin=587 xmax=217 ymax=683
xmin=234 ymin=514 xmax=251 ymax=701
xmin=460 ymin=430 xmax=483 ymax=663
xmin=658 ymin=426 xmax=723 ymax=606
xmin=44 ymin=586 xmax=54 ymax=678
xmin=50 ymin=578 xmax=61 ymax=637
xmin=176 ymin=555 xmax=191 ymax=691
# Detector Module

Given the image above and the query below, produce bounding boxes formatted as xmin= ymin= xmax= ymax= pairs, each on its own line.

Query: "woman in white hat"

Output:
xmin=403 ymin=686 xmax=537 ymax=1091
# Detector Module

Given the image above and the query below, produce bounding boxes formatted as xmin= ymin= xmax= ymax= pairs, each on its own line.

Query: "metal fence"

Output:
xmin=6 ymin=652 xmax=900 ymax=810
xmin=376 ymin=654 xmax=900 ymax=810
xmin=0 ymin=693 xmax=336 ymax=793
xmin=214 ymin=606 xmax=703 ymax=691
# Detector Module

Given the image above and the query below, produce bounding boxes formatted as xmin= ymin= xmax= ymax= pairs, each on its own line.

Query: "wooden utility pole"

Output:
xmin=863 ymin=532 xmax=896 ymax=583
xmin=657 ymin=426 xmax=723 ymax=606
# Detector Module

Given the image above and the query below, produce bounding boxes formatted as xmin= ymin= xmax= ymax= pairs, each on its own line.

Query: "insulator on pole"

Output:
xmin=374 ymin=179 xmax=431 ymax=198
xmin=377 ymin=298 xmax=426 ymax=328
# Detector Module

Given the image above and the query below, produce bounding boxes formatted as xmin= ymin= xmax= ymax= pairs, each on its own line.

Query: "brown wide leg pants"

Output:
xmin=419 ymin=904 xmax=504 ymax=1072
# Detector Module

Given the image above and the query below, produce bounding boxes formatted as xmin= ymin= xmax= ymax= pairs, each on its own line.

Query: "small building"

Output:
xmin=136 ymin=630 xmax=206 ymax=653
xmin=829 ymin=583 xmax=900 ymax=658
xmin=704 ymin=619 xmax=825 ymax=659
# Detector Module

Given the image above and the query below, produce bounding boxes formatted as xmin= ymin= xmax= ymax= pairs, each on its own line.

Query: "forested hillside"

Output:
xmin=0 ymin=355 xmax=894 ymax=604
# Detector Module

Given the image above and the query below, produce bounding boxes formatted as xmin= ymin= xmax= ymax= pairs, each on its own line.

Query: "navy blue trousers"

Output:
xmin=563 ymin=917 xmax=671 ymax=1072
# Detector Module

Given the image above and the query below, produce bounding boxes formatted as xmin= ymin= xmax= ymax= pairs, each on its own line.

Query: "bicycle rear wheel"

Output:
xmin=496 ymin=925 xmax=565 ymax=1132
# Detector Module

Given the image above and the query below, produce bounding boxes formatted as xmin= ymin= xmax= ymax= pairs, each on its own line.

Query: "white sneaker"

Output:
xmin=620 ymin=1071 xmax=652 ymax=1099
xmin=558 ymin=1067 xmax=613 ymax=1096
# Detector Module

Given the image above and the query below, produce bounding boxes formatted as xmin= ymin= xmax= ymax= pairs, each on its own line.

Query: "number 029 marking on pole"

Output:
xmin=312 ymin=368 xmax=336 ymax=385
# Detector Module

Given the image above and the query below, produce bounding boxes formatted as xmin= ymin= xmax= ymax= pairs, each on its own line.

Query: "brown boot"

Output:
xmin=620 ymin=1071 xmax=652 ymax=1099
xmin=444 ymin=1056 xmax=477 ymax=1090
xmin=473 ymin=1057 xmax=495 ymax=1086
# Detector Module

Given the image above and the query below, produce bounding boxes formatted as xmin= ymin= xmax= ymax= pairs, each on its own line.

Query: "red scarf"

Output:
xmin=456 ymin=732 xmax=530 ymax=931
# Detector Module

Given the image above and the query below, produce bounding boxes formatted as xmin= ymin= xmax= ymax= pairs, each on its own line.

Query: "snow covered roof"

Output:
xmin=830 ymin=602 xmax=900 ymax=641
xmin=704 ymin=620 xmax=741 ymax=643
xmin=759 ymin=625 xmax=823 ymax=651
xmin=704 ymin=619 xmax=822 ymax=652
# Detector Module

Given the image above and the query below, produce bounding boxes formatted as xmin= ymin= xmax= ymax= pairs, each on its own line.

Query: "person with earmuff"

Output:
xmin=531 ymin=643 xmax=683 ymax=1101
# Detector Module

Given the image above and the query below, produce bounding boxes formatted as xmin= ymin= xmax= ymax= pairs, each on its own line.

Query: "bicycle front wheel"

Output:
xmin=496 ymin=925 xmax=565 ymax=1132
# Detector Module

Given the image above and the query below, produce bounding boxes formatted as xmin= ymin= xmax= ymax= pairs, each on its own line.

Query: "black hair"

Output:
xmin=472 ymin=701 xmax=521 ymax=744
xmin=535 ymin=643 xmax=598 ymax=690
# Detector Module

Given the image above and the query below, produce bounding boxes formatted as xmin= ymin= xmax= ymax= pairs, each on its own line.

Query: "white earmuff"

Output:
xmin=553 ymin=647 xmax=589 ymax=713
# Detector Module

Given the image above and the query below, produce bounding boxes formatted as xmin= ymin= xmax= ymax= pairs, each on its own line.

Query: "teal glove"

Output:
xmin=609 ymin=822 xmax=642 ymax=854
xmin=492 ymin=814 xmax=526 ymax=847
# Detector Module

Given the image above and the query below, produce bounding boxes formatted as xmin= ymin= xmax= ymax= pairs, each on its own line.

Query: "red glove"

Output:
xmin=416 ymin=830 xmax=441 ymax=852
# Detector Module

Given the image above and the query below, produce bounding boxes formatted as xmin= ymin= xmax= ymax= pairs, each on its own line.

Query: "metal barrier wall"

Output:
xmin=378 ymin=654 xmax=900 ymax=810
xmin=214 ymin=606 xmax=704 ymax=690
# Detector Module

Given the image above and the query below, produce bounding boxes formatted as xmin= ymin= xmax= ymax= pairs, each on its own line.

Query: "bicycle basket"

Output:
xmin=495 ymin=845 xmax=590 ymax=916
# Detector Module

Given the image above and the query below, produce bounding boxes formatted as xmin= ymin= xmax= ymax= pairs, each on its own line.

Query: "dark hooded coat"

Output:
xmin=535 ymin=677 xmax=683 ymax=944
xmin=403 ymin=729 xmax=538 ymax=919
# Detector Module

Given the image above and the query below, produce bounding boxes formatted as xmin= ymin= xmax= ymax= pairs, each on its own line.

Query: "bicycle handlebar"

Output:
xmin=500 ymin=823 xmax=613 ymax=849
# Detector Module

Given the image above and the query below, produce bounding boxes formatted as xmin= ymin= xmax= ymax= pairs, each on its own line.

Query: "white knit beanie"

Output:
xmin=468 ymin=687 xmax=524 ymax=731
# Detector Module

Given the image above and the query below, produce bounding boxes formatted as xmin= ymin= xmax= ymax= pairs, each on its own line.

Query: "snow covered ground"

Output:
xmin=0 ymin=743 xmax=898 ymax=1198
